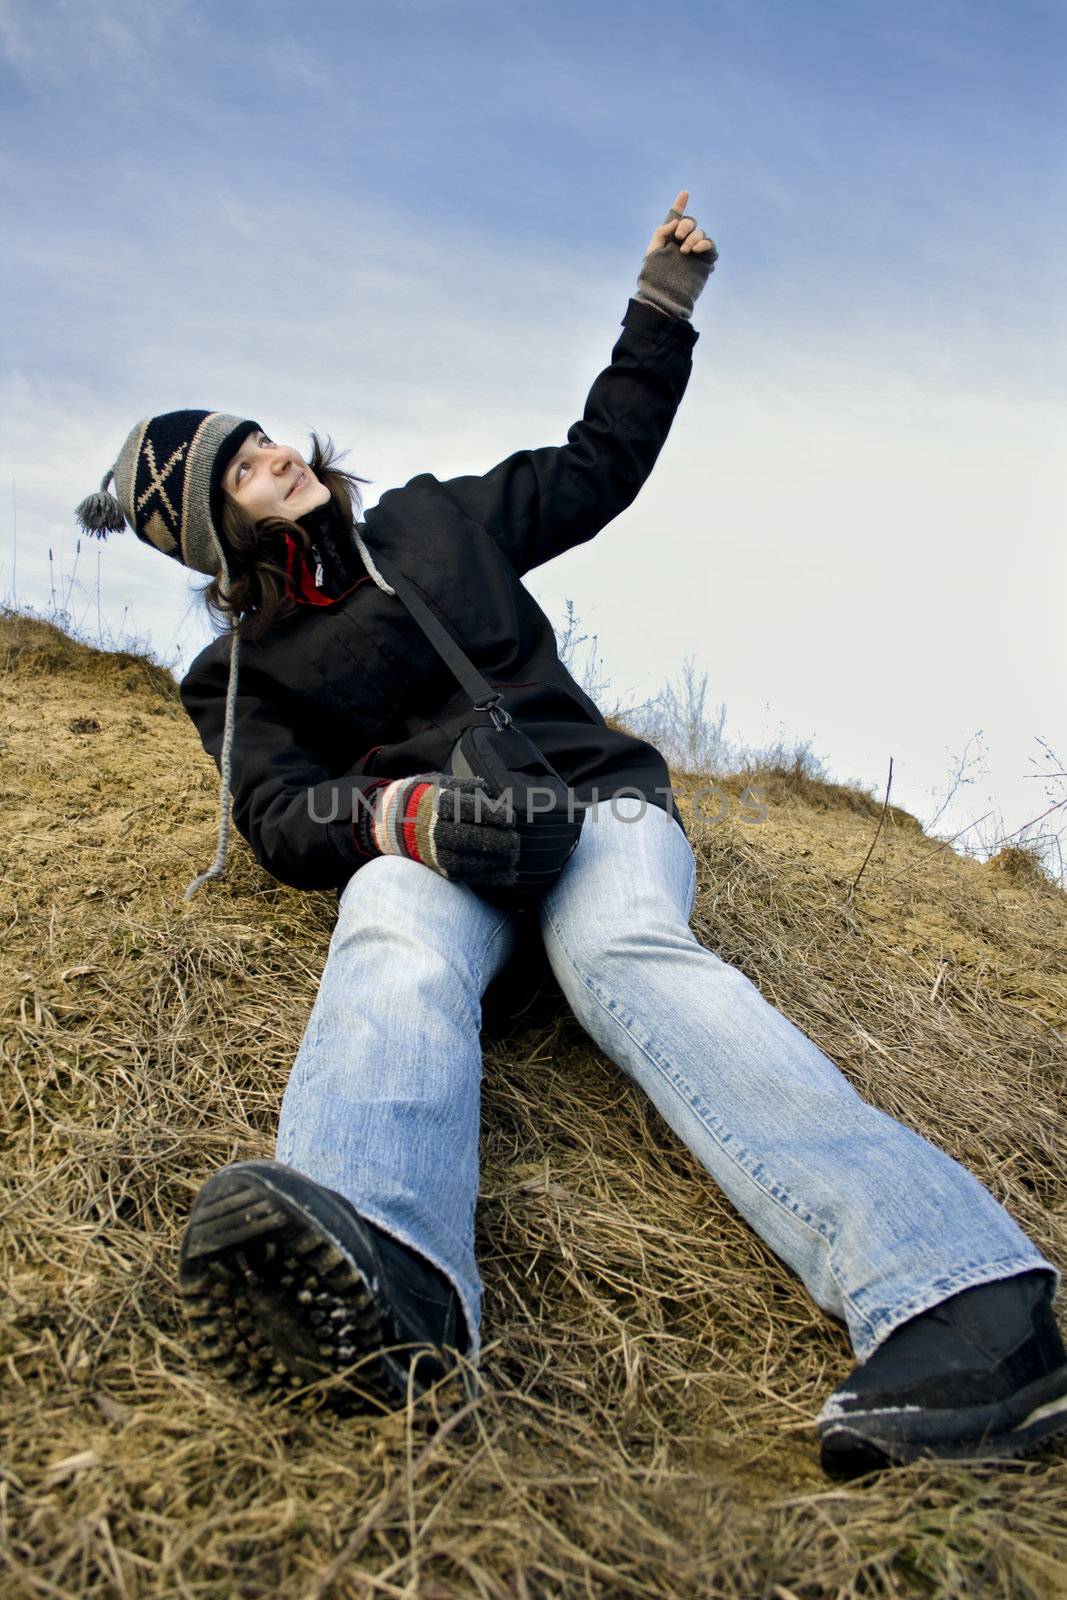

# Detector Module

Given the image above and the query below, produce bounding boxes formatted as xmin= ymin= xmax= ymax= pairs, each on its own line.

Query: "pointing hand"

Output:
xmin=636 ymin=188 xmax=718 ymax=322
xmin=645 ymin=189 xmax=717 ymax=261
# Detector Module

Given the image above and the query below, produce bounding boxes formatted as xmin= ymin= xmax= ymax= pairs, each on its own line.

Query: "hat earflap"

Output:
xmin=75 ymin=468 xmax=127 ymax=538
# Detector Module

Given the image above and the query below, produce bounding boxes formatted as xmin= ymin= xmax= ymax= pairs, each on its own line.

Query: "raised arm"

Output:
xmin=371 ymin=191 xmax=718 ymax=577
xmin=434 ymin=298 xmax=698 ymax=575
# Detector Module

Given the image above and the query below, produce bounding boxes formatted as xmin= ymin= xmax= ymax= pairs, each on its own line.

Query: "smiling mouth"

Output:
xmin=285 ymin=469 xmax=307 ymax=500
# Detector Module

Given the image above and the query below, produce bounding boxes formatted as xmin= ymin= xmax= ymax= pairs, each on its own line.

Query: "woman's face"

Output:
xmin=221 ymin=431 xmax=331 ymax=522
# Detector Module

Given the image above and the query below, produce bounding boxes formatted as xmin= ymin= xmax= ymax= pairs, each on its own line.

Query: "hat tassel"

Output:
xmin=75 ymin=468 xmax=126 ymax=538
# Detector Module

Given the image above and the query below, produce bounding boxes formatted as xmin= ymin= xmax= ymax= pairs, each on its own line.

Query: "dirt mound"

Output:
xmin=2 ymin=609 xmax=1065 ymax=1598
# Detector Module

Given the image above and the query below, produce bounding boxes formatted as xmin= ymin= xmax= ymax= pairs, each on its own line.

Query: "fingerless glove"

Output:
xmin=635 ymin=205 xmax=718 ymax=321
xmin=354 ymin=772 xmax=521 ymax=888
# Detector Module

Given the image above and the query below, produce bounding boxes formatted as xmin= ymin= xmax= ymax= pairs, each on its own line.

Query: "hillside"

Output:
xmin=2 ymin=608 xmax=1065 ymax=1599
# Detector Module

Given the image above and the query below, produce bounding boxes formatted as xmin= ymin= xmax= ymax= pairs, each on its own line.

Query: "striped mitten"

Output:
xmin=355 ymin=772 xmax=520 ymax=888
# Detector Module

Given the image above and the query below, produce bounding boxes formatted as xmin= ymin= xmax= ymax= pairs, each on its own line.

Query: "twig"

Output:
xmin=879 ymin=809 xmax=996 ymax=889
xmin=847 ymin=756 xmax=893 ymax=899
xmin=979 ymin=797 xmax=1067 ymax=854
xmin=922 ymin=732 xmax=985 ymax=836
xmin=929 ymin=956 xmax=952 ymax=1004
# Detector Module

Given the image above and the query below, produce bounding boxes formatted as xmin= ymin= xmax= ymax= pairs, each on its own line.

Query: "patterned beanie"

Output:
xmin=75 ymin=409 xmax=262 ymax=584
xmin=75 ymin=410 xmax=264 ymax=903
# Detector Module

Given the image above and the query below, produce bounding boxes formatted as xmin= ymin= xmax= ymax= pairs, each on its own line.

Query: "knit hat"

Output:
xmin=75 ymin=410 xmax=262 ymax=584
xmin=75 ymin=410 xmax=262 ymax=902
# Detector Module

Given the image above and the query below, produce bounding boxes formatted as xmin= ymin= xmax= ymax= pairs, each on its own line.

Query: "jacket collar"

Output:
xmin=279 ymin=529 xmax=347 ymax=605
xmin=281 ymin=503 xmax=370 ymax=605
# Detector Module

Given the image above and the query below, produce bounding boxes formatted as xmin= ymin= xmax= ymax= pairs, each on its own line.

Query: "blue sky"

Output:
xmin=2 ymin=0 xmax=1065 ymax=870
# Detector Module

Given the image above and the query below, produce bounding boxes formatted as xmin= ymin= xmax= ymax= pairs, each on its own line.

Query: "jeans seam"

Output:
xmin=543 ymin=899 xmax=868 ymax=1326
xmin=479 ymin=910 xmax=515 ymax=981
xmin=279 ymin=904 xmax=512 ymax=1171
xmin=426 ymin=905 xmax=514 ymax=1035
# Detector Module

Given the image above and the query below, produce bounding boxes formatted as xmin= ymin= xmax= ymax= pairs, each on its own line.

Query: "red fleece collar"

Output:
xmin=280 ymin=530 xmax=368 ymax=607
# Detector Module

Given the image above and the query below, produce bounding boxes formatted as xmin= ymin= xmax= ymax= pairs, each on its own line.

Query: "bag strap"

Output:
xmin=371 ymin=552 xmax=513 ymax=730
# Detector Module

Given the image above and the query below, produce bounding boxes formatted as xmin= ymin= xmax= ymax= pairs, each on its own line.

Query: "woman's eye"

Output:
xmin=234 ymin=436 xmax=274 ymax=485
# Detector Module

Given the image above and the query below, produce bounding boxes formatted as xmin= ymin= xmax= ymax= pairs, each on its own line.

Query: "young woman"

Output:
xmin=76 ymin=192 xmax=1066 ymax=1478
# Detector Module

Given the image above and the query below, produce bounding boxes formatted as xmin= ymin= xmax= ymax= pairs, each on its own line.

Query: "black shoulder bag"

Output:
xmin=372 ymin=557 xmax=585 ymax=908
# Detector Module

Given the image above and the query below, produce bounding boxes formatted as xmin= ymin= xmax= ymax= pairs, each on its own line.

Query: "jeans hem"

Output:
xmin=852 ymin=1254 xmax=1062 ymax=1363
xmin=343 ymin=1208 xmax=482 ymax=1368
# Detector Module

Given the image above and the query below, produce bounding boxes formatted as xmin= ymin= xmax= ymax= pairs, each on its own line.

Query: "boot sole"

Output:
xmin=820 ymin=1362 xmax=1067 ymax=1477
xmin=178 ymin=1166 xmax=404 ymax=1413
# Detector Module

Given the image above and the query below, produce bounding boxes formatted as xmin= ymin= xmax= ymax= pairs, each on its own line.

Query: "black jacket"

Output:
xmin=179 ymin=297 xmax=699 ymax=906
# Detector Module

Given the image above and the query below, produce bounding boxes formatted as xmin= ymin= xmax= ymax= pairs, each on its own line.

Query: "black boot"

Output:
xmin=178 ymin=1160 xmax=471 ymax=1413
xmin=817 ymin=1269 xmax=1067 ymax=1477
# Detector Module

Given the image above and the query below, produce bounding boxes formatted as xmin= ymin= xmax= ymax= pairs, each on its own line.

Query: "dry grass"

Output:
xmin=2 ymin=607 xmax=1066 ymax=1599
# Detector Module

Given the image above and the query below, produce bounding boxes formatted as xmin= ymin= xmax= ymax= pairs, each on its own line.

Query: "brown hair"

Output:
xmin=200 ymin=434 xmax=371 ymax=643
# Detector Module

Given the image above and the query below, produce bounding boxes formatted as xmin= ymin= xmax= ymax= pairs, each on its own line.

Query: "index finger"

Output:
xmin=672 ymin=189 xmax=689 ymax=214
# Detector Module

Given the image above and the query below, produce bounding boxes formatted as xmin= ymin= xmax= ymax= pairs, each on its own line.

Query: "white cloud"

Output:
xmin=0 ymin=0 xmax=192 ymax=92
xmin=0 ymin=0 xmax=31 ymax=65
xmin=260 ymin=41 xmax=332 ymax=92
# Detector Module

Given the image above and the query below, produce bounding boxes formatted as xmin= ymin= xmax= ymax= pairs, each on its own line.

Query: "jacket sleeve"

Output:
xmin=431 ymin=296 xmax=698 ymax=575
xmin=180 ymin=650 xmax=384 ymax=892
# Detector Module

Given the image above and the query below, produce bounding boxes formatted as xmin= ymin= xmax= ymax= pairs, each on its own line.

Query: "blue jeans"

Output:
xmin=276 ymin=796 xmax=1059 ymax=1367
